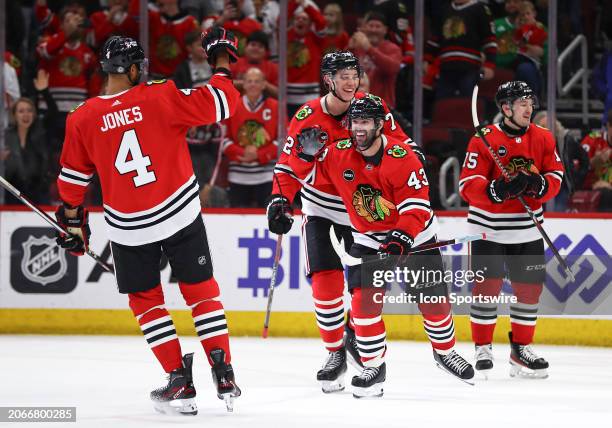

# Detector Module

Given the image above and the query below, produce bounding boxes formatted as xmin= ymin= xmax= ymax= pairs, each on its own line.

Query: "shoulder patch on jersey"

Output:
xmin=336 ymin=139 xmax=352 ymax=149
xmin=146 ymin=79 xmax=167 ymax=86
xmin=365 ymin=93 xmax=382 ymax=103
xmin=588 ymin=130 xmax=602 ymax=138
xmin=353 ymin=184 xmax=396 ymax=223
xmin=386 ymin=144 xmax=407 ymax=158
xmin=474 ymin=127 xmax=492 ymax=138
xmin=295 ymin=105 xmax=313 ymax=121
xmin=69 ymin=101 xmax=86 ymax=113
xmin=179 ymin=88 xmax=196 ymax=96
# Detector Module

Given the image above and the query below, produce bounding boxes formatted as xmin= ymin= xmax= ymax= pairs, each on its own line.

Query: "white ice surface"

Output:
xmin=0 ymin=336 xmax=611 ymax=428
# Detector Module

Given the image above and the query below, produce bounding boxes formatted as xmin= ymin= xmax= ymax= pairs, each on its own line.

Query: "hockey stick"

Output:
xmin=470 ymin=85 xmax=575 ymax=282
xmin=0 ymin=175 xmax=114 ymax=273
xmin=262 ymin=233 xmax=283 ymax=338
xmin=329 ymin=226 xmax=487 ymax=267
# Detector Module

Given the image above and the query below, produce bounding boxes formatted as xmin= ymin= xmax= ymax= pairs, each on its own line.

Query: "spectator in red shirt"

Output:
xmin=149 ymin=0 xmax=199 ymax=78
xmin=202 ymin=0 xmax=263 ymax=56
xmin=89 ymin=0 xmax=139 ymax=48
xmin=580 ymin=111 xmax=612 ymax=194
xmin=349 ymin=12 xmax=402 ymax=108
xmin=287 ymin=0 xmax=326 ymax=117
xmin=513 ymin=1 xmax=546 ymax=97
xmin=231 ymin=31 xmax=279 ymax=98
xmin=222 ymin=68 xmax=279 ymax=207
xmin=321 ymin=3 xmax=349 ymax=55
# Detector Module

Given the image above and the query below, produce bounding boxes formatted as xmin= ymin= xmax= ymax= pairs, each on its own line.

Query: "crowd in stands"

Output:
xmin=2 ymin=0 xmax=611 ymax=211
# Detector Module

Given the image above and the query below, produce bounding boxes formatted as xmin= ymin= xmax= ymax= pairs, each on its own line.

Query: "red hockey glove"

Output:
xmin=55 ymin=205 xmax=91 ymax=256
xmin=201 ymin=26 xmax=239 ymax=64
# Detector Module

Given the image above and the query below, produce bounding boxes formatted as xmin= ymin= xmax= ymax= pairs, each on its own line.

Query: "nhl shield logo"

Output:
xmin=21 ymin=235 xmax=68 ymax=286
xmin=11 ymin=227 xmax=78 ymax=293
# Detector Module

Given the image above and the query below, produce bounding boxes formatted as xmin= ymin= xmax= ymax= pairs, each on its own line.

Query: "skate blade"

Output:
xmin=320 ymin=377 xmax=346 ymax=394
xmin=435 ymin=362 xmax=475 ymax=386
xmin=346 ymin=351 xmax=364 ymax=371
xmin=476 ymin=368 xmax=492 ymax=380
xmin=352 ymin=382 xmax=384 ymax=399
xmin=218 ymin=389 xmax=241 ymax=412
xmin=509 ymin=361 xmax=549 ymax=379
xmin=153 ymin=398 xmax=198 ymax=416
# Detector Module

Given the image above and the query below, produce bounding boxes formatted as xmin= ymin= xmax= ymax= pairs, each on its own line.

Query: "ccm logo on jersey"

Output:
xmin=100 ymin=106 xmax=143 ymax=132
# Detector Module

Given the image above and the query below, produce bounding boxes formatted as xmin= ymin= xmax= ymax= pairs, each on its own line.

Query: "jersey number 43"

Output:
xmin=115 ymin=129 xmax=157 ymax=187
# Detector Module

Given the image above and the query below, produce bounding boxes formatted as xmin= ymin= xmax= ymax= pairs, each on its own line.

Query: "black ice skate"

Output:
xmin=150 ymin=353 xmax=197 ymax=415
xmin=317 ymin=348 xmax=347 ymax=393
xmin=474 ymin=344 xmax=494 ymax=379
xmin=210 ymin=348 xmax=242 ymax=412
xmin=433 ymin=350 xmax=475 ymax=385
xmin=344 ymin=321 xmax=364 ymax=371
xmin=351 ymin=363 xmax=386 ymax=398
xmin=508 ymin=332 xmax=549 ymax=379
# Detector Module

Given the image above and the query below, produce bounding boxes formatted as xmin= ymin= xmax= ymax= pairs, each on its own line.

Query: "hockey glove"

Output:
xmin=522 ymin=172 xmax=548 ymax=199
xmin=55 ymin=205 xmax=91 ymax=256
xmin=487 ymin=174 xmax=529 ymax=203
xmin=201 ymin=26 xmax=239 ymax=64
xmin=296 ymin=126 xmax=326 ymax=162
xmin=266 ymin=194 xmax=294 ymax=234
xmin=378 ymin=229 xmax=414 ymax=256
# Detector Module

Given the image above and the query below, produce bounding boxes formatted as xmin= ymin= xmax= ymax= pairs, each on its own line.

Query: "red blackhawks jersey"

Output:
xmin=222 ymin=95 xmax=279 ymax=185
xmin=57 ymin=74 xmax=238 ymax=246
xmin=273 ymin=92 xmax=416 ymax=225
xmin=149 ymin=12 xmax=199 ymax=77
xmin=459 ymin=123 xmax=564 ymax=244
xmin=300 ymin=135 xmax=437 ymax=248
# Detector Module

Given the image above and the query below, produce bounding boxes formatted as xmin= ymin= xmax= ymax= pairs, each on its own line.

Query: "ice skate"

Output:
xmin=474 ymin=344 xmax=494 ymax=379
xmin=509 ymin=332 xmax=549 ymax=379
xmin=433 ymin=350 xmax=475 ymax=385
xmin=317 ymin=348 xmax=347 ymax=393
xmin=150 ymin=353 xmax=198 ymax=416
xmin=210 ymin=348 xmax=241 ymax=412
xmin=351 ymin=363 xmax=385 ymax=398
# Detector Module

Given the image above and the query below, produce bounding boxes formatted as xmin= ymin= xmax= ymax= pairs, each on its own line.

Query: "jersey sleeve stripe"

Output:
xmin=397 ymin=198 xmax=430 ymax=212
xmin=273 ymin=164 xmax=297 ymax=178
xmin=544 ymin=171 xmax=564 ymax=182
xmin=60 ymin=167 xmax=94 ymax=180
xmin=206 ymin=84 xmax=222 ymax=121
xmin=399 ymin=204 xmax=432 ymax=214
xmin=59 ymin=170 xmax=93 ymax=187
xmin=211 ymin=85 xmax=229 ymax=120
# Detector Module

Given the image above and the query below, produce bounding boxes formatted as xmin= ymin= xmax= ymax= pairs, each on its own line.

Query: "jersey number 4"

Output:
xmin=115 ymin=129 xmax=157 ymax=187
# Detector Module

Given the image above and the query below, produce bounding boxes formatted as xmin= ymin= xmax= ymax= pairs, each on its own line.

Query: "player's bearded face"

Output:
xmin=351 ymin=118 xmax=378 ymax=150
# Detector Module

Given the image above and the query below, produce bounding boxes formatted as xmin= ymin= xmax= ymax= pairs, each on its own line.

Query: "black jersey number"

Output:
xmin=115 ymin=129 xmax=157 ymax=187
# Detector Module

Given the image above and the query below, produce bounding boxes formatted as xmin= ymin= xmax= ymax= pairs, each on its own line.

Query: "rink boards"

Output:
xmin=1 ymin=209 xmax=611 ymax=346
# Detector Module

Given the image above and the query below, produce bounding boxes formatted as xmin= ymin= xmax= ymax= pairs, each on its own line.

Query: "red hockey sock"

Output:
xmin=128 ymin=285 xmax=182 ymax=373
xmin=311 ymin=270 xmax=346 ymax=351
xmin=510 ymin=282 xmax=543 ymax=345
xmin=470 ymin=278 xmax=503 ymax=345
xmin=351 ymin=288 xmax=386 ymax=367
xmin=419 ymin=301 xmax=456 ymax=354
xmin=180 ymin=278 xmax=231 ymax=366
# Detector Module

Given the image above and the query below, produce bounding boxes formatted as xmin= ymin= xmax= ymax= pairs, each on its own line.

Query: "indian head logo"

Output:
xmin=11 ymin=227 xmax=78 ymax=293
xmin=237 ymin=120 xmax=269 ymax=148
xmin=21 ymin=235 xmax=68 ymax=286
xmin=352 ymin=184 xmax=396 ymax=223
xmin=506 ymin=156 xmax=539 ymax=175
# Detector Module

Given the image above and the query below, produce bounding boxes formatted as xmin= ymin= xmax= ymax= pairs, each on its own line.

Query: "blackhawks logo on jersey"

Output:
xmin=288 ymin=40 xmax=310 ymax=68
xmin=295 ymin=105 xmax=313 ymax=121
xmin=386 ymin=144 xmax=407 ymax=158
xmin=506 ymin=156 xmax=539 ymax=175
xmin=442 ymin=16 xmax=467 ymax=39
xmin=352 ymin=184 xmax=396 ymax=223
xmin=336 ymin=139 xmax=352 ymax=149
xmin=146 ymin=79 xmax=167 ymax=85
xmin=156 ymin=34 xmax=180 ymax=61
xmin=475 ymin=127 xmax=492 ymax=138
xmin=237 ymin=120 xmax=268 ymax=148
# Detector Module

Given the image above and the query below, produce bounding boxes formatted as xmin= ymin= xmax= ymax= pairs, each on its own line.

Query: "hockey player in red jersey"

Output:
xmin=54 ymin=30 xmax=241 ymax=414
xmin=267 ymin=51 xmax=424 ymax=394
xmin=290 ymin=97 xmax=475 ymax=397
xmin=459 ymin=81 xmax=564 ymax=379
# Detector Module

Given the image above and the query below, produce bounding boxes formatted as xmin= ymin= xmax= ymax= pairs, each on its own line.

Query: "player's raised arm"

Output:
xmin=166 ymin=27 xmax=240 ymax=127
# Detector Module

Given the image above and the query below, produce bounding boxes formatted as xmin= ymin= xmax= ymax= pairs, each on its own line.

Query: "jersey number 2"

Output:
xmin=115 ymin=129 xmax=157 ymax=187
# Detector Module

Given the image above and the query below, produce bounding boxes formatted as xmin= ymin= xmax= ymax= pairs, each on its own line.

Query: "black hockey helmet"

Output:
xmin=495 ymin=80 xmax=538 ymax=111
xmin=100 ymin=36 xmax=146 ymax=74
xmin=347 ymin=96 xmax=385 ymax=125
xmin=321 ymin=51 xmax=361 ymax=78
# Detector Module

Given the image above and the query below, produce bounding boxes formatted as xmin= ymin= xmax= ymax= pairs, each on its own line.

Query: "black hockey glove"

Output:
xmin=201 ymin=26 xmax=239 ymax=64
xmin=487 ymin=174 xmax=529 ymax=203
xmin=523 ymin=172 xmax=548 ymax=199
xmin=55 ymin=204 xmax=91 ymax=256
xmin=296 ymin=126 xmax=326 ymax=162
xmin=378 ymin=229 xmax=414 ymax=256
xmin=266 ymin=194 xmax=294 ymax=235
